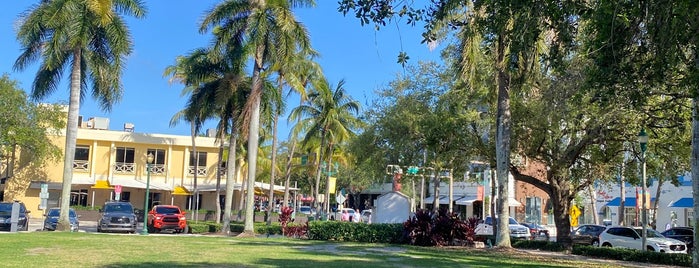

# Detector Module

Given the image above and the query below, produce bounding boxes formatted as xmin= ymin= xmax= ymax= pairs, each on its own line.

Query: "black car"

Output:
xmin=661 ymin=227 xmax=694 ymax=251
xmin=521 ymin=222 xmax=550 ymax=240
xmin=97 ymin=201 xmax=137 ymax=233
xmin=0 ymin=202 xmax=30 ymax=231
xmin=571 ymin=224 xmax=607 ymax=246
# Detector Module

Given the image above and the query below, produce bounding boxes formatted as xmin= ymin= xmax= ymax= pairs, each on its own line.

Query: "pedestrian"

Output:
xmin=341 ymin=209 xmax=349 ymax=221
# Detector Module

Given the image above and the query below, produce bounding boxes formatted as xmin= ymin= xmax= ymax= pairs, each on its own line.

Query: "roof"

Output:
xmin=668 ymin=197 xmax=693 ymax=208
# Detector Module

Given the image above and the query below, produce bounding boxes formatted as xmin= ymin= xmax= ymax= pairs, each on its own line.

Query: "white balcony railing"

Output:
xmin=73 ymin=160 xmax=90 ymax=171
xmin=188 ymin=166 xmax=207 ymax=176
xmin=146 ymin=164 xmax=166 ymax=175
xmin=114 ymin=162 xmax=135 ymax=174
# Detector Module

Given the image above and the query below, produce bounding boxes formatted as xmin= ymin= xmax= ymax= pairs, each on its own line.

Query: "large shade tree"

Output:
xmin=200 ymin=0 xmax=313 ymax=235
xmin=13 ymin=0 xmax=146 ymax=231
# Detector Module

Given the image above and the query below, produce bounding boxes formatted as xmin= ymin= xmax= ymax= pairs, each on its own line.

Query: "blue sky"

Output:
xmin=0 ymin=1 xmax=442 ymax=140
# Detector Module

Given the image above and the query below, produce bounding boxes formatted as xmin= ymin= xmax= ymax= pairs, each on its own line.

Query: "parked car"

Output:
xmin=43 ymin=207 xmax=79 ymax=232
xmin=298 ymin=206 xmax=315 ymax=216
xmin=147 ymin=205 xmax=187 ymax=233
xmin=0 ymin=202 xmax=30 ymax=231
xmin=599 ymin=226 xmax=687 ymax=253
xmin=97 ymin=201 xmax=137 ymax=233
xmin=475 ymin=216 xmax=531 ymax=240
xmin=661 ymin=227 xmax=694 ymax=251
xmin=571 ymin=224 xmax=607 ymax=246
xmin=361 ymin=209 xmax=372 ymax=223
xmin=521 ymin=222 xmax=550 ymax=240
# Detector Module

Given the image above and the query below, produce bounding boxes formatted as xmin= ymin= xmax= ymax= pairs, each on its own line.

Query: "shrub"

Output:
xmin=403 ymin=208 xmax=476 ymax=246
xmin=307 ymin=221 xmax=403 ymax=243
xmin=284 ymin=222 xmax=309 ymax=238
xmin=512 ymin=240 xmax=566 ymax=252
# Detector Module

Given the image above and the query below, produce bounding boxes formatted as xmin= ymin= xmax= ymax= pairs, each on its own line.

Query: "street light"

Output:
xmin=638 ymin=128 xmax=649 ymax=251
xmin=140 ymin=152 xmax=154 ymax=235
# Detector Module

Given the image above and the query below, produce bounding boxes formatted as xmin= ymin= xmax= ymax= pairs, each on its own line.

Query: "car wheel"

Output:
xmin=591 ymin=240 xmax=599 ymax=247
xmin=602 ymin=242 xmax=612 ymax=247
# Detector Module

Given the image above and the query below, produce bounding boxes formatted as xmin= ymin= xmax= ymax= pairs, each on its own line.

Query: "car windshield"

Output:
xmin=633 ymin=228 xmax=664 ymax=238
xmin=484 ymin=217 xmax=519 ymax=225
xmin=47 ymin=209 xmax=76 ymax=217
xmin=104 ymin=204 xmax=133 ymax=213
xmin=0 ymin=203 xmax=26 ymax=213
xmin=155 ymin=207 xmax=181 ymax=214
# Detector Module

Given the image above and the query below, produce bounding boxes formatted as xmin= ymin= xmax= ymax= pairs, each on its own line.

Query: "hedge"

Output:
xmin=306 ymin=221 xmax=404 ymax=243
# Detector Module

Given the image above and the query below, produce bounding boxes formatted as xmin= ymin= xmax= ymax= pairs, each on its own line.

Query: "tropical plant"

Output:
xmin=289 ymin=78 xmax=361 ymax=214
xmin=13 ymin=0 xmax=146 ymax=231
xmin=200 ymin=0 xmax=314 ymax=235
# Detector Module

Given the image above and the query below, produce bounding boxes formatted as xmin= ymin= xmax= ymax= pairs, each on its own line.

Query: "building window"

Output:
xmin=525 ymin=197 xmax=542 ymax=224
xmin=188 ymin=151 xmax=207 ymax=176
xmin=146 ymin=149 xmax=166 ymax=175
xmin=70 ymin=189 xmax=88 ymax=206
xmin=119 ymin=191 xmax=131 ymax=202
xmin=687 ymin=210 xmax=694 ymax=227
xmin=73 ymin=145 xmax=90 ymax=171
xmin=114 ymin=147 xmax=135 ymax=174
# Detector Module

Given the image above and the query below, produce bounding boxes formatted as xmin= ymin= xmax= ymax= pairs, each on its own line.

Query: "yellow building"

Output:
xmin=1 ymin=117 xmax=257 ymax=219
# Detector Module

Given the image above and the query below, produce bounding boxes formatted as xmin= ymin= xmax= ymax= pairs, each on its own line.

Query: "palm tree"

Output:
xmin=164 ymin=44 xmax=250 ymax=233
xmin=289 ymin=78 xmax=361 ymax=214
xmin=14 ymin=0 xmax=146 ymax=231
xmin=201 ymin=0 xmax=314 ymax=235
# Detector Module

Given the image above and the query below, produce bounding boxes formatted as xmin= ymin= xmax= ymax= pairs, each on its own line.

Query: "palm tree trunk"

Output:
xmin=324 ymin=143 xmax=334 ymax=214
xmin=313 ymin=131 xmax=326 ymax=211
xmin=215 ymin=131 xmax=224 ymax=224
xmin=267 ymin=112 xmax=279 ymax=225
xmin=190 ymin=121 xmax=199 ymax=222
xmin=244 ymin=58 xmax=264 ymax=235
xmin=222 ymin=127 xmax=237 ymax=234
xmin=495 ymin=34 xmax=512 ymax=247
xmin=283 ymin=141 xmax=297 ymax=209
xmin=58 ymin=48 xmax=82 ymax=231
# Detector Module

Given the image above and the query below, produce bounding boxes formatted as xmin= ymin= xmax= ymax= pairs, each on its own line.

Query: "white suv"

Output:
xmin=475 ymin=216 xmax=531 ymax=240
xmin=599 ymin=226 xmax=687 ymax=253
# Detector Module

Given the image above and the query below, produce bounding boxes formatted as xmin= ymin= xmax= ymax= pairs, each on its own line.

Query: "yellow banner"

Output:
xmin=329 ymin=177 xmax=337 ymax=194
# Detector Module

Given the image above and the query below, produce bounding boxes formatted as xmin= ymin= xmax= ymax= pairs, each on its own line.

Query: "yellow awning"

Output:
xmin=172 ymin=185 xmax=192 ymax=196
xmin=91 ymin=180 xmax=113 ymax=189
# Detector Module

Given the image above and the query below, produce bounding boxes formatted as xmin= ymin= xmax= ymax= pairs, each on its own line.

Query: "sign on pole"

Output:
xmin=115 ymin=185 xmax=122 ymax=201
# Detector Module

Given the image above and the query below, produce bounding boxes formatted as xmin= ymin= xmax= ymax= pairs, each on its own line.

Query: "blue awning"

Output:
xmin=668 ymin=197 xmax=693 ymax=208
xmin=605 ymin=197 xmax=656 ymax=207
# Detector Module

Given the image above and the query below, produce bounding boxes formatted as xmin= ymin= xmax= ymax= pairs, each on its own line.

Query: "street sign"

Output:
xmin=115 ymin=185 xmax=122 ymax=194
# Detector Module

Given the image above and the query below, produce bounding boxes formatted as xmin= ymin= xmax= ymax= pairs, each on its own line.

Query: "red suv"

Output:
xmin=147 ymin=205 xmax=187 ymax=233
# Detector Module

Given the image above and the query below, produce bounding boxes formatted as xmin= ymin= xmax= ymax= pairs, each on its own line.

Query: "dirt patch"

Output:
xmin=26 ymin=247 xmax=58 ymax=255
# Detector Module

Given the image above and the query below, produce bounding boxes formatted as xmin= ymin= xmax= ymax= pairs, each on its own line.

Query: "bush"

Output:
xmin=307 ymin=221 xmax=403 ymax=243
xmin=512 ymin=240 xmax=566 ymax=252
xmin=403 ymin=208 xmax=476 ymax=246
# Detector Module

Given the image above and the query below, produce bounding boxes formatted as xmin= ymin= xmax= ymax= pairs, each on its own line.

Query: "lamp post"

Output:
xmin=140 ymin=152 xmax=154 ymax=235
xmin=638 ymin=129 xmax=649 ymax=251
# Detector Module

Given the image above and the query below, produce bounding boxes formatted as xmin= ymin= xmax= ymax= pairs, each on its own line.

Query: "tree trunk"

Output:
xmin=324 ymin=144 xmax=335 ymax=214
xmin=57 ymin=48 xmax=82 ymax=231
xmin=588 ymin=184 xmax=598 ymax=225
xmin=550 ymin=175 xmax=573 ymax=246
xmin=267 ymin=111 xmax=279 ymax=225
xmin=691 ymin=95 xmax=699 ymax=266
xmin=495 ymin=34 xmax=512 ymax=248
xmin=282 ymin=141 xmax=297 ymax=208
xmin=313 ymin=131 xmax=327 ymax=211
xmin=619 ymin=161 xmax=626 ymax=226
xmin=653 ymin=174 xmax=664 ymax=230
xmin=221 ymin=127 xmax=237 ymax=234
xmin=215 ymin=131 xmax=224 ymax=224
xmin=432 ymin=170 xmax=440 ymax=214
xmin=244 ymin=57 xmax=264 ymax=235
xmin=190 ymin=121 xmax=199 ymax=222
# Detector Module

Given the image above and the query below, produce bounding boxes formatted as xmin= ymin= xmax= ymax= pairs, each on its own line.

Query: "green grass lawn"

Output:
xmin=0 ymin=232 xmax=619 ymax=268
